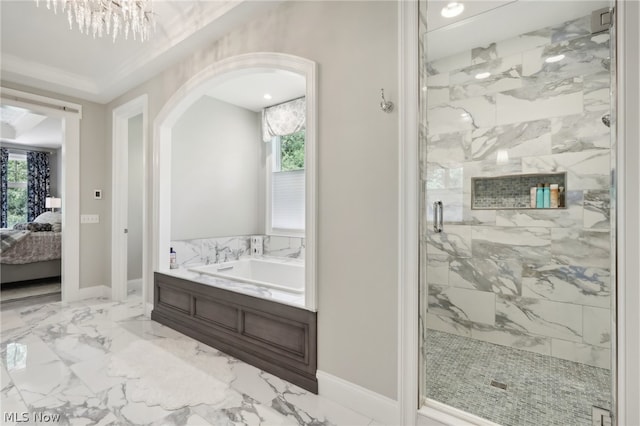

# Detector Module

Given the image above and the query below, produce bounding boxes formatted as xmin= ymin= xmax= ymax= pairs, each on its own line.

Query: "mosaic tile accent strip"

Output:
xmin=424 ymin=329 xmax=611 ymax=426
xmin=472 ymin=173 xmax=567 ymax=209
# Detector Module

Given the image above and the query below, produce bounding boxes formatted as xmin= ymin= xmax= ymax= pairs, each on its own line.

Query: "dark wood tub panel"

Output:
xmin=151 ymin=272 xmax=317 ymax=393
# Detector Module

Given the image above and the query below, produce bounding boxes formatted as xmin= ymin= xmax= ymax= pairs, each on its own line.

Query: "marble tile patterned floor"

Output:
xmin=424 ymin=329 xmax=612 ymax=426
xmin=0 ymin=295 xmax=376 ymax=426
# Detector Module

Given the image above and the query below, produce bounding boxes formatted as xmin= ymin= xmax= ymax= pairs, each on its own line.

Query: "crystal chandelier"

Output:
xmin=35 ymin=0 xmax=155 ymax=42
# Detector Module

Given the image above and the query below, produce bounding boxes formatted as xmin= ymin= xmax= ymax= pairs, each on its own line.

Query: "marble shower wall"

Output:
xmin=421 ymin=15 xmax=612 ymax=369
xmin=170 ymin=235 xmax=305 ymax=268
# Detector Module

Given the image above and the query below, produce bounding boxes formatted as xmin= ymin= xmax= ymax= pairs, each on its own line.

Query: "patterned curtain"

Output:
xmin=262 ymin=97 xmax=306 ymax=142
xmin=27 ymin=151 xmax=50 ymax=222
xmin=1 ymin=148 xmax=8 ymax=228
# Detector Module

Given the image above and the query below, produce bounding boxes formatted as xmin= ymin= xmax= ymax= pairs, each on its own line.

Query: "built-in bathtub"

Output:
xmin=151 ymin=257 xmax=317 ymax=393
xmin=188 ymin=257 xmax=304 ymax=294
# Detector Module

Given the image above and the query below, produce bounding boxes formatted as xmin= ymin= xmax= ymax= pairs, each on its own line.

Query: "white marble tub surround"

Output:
xmin=189 ymin=257 xmax=305 ymax=294
xmin=170 ymin=235 xmax=304 ymax=269
xmin=165 ymin=266 xmax=305 ymax=309
xmin=1 ymin=296 xmax=374 ymax=425
xmin=421 ymin=13 xmax=613 ymax=368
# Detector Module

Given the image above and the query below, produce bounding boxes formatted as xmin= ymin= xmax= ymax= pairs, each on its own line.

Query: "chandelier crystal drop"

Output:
xmin=35 ymin=0 xmax=155 ymax=42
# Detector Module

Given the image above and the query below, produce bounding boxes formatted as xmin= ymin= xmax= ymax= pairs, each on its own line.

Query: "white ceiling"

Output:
xmin=0 ymin=105 xmax=62 ymax=148
xmin=0 ymin=0 xmax=281 ymax=103
xmin=205 ymin=70 xmax=306 ymax=112
xmin=425 ymin=0 xmax=610 ymax=60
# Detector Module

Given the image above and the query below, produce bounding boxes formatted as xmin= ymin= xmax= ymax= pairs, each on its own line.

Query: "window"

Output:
xmin=7 ymin=153 xmax=28 ymax=228
xmin=269 ymin=131 xmax=305 ymax=234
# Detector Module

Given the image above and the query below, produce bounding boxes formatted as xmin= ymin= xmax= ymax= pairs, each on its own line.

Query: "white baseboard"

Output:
xmin=316 ymin=370 xmax=398 ymax=425
xmin=67 ymin=285 xmax=110 ymax=301
xmin=144 ymin=302 xmax=153 ymax=317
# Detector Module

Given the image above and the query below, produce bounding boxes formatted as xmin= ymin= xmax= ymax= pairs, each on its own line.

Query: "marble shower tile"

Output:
xmin=450 ymin=55 xmax=523 ymax=100
xmin=583 ymin=72 xmax=611 ymax=112
xmin=426 ymin=225 xmax=472 ymax=258
xmin=551 ymin=110 xmax=611 ymax=153
xmin=427 ymin=51 xmax=472 ymax=76
xmin=423 ymin=164 xmax=464 ymax=189
xmin=426 ymin=131 xmax=471 ymax=163
xmin=551 ymin=228 xmax=611 ymax=269
xmin=425 ymin=313 xmax=472 ymax=338
xmin=496 ymin=78 xmax=583 ymax=125
xmin=496 ymin=296 xmax=583 ymax=343
xmin=449 ymin=257 xmax=521 ymax=296
xmin=551 ymin=339 xmax=610 ymax=369
xmin=470 ymin=119 xmax=552 ymax=161
xmin=426 ymin=73 xmax=450 ymax=107
xmin=495 ymin=194 xmax=583 ymax=228
xmin=471 ymin=226 xmax=551 ymax=264
xmin=521 ymin=33 xmax=610 ymax=81
xmin=427 ymin=95 xmax=496 ymax=135
xmin=426 ymin=255 xmax=449 ymax=286
xmin=471 ymin=42 xmax=499 ymax=64
xmin=470 ymin=326 xmax=552 ymax=356
xmin=522 ymin=264 xmax=610 ymax=308
xmin=583 ymin=306 xmax=611 ymax=349
xmin=428 ymin=285 xmax=495 ymax=325
xmin=522 ymin=150 xmax=610 ymax=190
xmin=584 ymin=190 xmax=611 ymax=229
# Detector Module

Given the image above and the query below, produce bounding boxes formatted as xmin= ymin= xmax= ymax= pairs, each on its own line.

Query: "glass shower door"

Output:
xmin=418 ymin=1 xmax=616 ymax=425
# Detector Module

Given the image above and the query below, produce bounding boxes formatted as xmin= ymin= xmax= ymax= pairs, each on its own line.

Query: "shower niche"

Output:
xmin=471 ymin=172 xmax=567 ymax=210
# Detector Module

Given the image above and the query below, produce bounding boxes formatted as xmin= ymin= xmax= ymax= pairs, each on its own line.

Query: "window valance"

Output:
xmin=262 ymin=97 xmax=306 ymax=142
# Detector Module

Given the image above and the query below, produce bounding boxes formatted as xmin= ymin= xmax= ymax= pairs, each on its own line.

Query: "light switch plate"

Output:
xmin=81 ymin=214 xmax=100 ymax=224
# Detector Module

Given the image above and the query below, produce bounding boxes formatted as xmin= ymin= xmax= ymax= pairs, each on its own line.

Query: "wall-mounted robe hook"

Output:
xmin=380 ymin=88 xmax=394 ymax=113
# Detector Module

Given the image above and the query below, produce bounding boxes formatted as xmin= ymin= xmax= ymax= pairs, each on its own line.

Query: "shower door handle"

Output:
xmin=433 ymin=201 xmax=443 ymax=233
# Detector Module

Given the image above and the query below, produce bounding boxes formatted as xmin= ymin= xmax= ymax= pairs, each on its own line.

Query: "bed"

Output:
xmin=0 ymin=212 xmax=62 ymax=284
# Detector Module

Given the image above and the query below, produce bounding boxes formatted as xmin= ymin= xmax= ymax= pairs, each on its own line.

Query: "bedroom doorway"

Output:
xmin=0 ymin=87 xmax=81 ymax=304
xmin=111 ymin=95 xmax=147 ymax=302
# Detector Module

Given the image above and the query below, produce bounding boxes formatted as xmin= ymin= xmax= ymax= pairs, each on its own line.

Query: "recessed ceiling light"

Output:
xmin=475 ymin=72 xmax=491 ymax=80
xmin=441 ymin=2 xmax=464 ymax=18
xmin=545 ymin=54 xmax=565 ymax=63
xmin=263 ymin=94 xmax=272 ymax=100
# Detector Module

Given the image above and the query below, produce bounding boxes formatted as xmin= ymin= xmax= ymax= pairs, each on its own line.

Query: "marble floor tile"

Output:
xmin=0 ymin=294 xmax=375 ymax=426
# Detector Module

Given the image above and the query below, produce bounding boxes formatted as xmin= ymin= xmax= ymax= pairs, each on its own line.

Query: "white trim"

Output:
xmin=316 ymin=370 xmax=399 ymax=426
xmin=151 ymin=52 xmax=318 ymax=312
xmin=398 ymin=1 xmax=420 ymax=426
xmin=419 ymin=401 xmax=501 ymax=426
xmin=76 ymin=285 xmax=111 ymax=300
xmin=0 ymin=87 xmax=81 ymax=304
xmin=616 ymin=1 xmax=640 ymax=425
xmin=111 ymin=95 xmax=148 ymax=303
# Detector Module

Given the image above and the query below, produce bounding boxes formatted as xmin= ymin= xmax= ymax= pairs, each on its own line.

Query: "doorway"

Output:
xmin=111 ymin=95 xmax=147 ymax=302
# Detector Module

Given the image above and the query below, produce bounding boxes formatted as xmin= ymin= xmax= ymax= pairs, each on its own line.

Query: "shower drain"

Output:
xmin=490 ymin=380 xmax=508 ymax=390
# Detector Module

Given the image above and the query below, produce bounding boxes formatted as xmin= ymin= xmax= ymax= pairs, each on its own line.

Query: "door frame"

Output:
xmin=0 ymin=87 xmax=82 ymax=302
xmin=111 ymin=94 xmax=148 ymax=301
xmin=397 ymin=1 xmax=640 ymax=425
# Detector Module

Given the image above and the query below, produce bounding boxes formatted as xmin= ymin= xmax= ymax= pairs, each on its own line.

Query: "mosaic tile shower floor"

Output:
xmin=424 ymin=329 xmax=611 ymax=426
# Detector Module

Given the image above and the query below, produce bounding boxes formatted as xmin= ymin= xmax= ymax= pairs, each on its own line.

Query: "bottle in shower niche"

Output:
xmin=559 ymin=186 xmax=566 ymax=208
xmin=543 ymin=183 xmax=550 ymax=208
xmin=530 ymin=186 xmax=537 ymax=208
xmin=550 ymin=184 xmax=559 ymax=208
xmin=536 ymin=183 xmax=544 ymax=208
xmin=170 ymin=247 xmax=178 ymax=269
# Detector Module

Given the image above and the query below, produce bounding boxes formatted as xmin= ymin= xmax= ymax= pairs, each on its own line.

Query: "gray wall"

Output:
xmin=171 ymin=96 xmax=263 ymax=240
xmin=49 ymin=148 xmax=62 ymax=198
xmin=0 ymin=81 xmax=110 ymax=289
xmin=127 ymin=114 xmax=143 ymax=280
xmin=107 ymin=1 xmax=399 ymax=399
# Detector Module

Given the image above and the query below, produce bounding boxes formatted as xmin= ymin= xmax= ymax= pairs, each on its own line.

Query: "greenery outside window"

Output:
xmin=269 ymin=130 xmax=305 ymax=234
xmin=7 ymin=153 xmax=28 ymax=228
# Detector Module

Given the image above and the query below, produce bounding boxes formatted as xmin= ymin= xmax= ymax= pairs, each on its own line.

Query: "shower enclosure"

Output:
xmin=418 ymin=1 xmax=616 ymax=424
